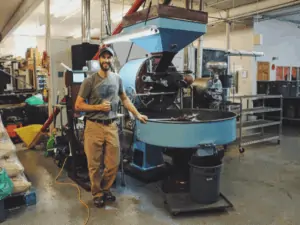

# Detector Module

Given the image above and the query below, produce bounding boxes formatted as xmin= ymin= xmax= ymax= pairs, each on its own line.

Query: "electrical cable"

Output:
xmin=55 ymin=157 xmax=90 ymax=225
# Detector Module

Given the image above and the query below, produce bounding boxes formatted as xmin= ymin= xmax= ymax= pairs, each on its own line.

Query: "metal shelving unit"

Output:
xmin=230 ymin=94 xmax=283 ymax=153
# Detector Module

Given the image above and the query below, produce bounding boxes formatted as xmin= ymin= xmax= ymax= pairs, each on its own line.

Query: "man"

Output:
xmin=75 ymin=46 xmax=148 ymax=208
xmin=207 ymin=73 xmax=223 ymax=109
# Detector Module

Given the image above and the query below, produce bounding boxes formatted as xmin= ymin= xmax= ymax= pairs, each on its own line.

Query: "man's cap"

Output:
xmin=99 ymin=46 xmax=115 ymax=57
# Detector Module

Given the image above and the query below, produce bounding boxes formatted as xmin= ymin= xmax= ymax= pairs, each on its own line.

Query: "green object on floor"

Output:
xmin=0 ymin=168 xmax=13 ymax=200
xmin=47 ymin=134 xmax=55 ymax=150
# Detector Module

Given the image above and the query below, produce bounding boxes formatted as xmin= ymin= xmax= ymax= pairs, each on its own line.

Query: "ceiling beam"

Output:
xmin=0 ymin=0 xmax=43 ymax=42
xmin=208 ymin=0 xmax=300 ymax=25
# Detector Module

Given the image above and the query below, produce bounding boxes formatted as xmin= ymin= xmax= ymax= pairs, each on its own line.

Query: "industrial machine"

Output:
xmin=192 ymin=61 xmax=233 ymax=110
xmin=102 ymin=4 xmax=237 ymax=215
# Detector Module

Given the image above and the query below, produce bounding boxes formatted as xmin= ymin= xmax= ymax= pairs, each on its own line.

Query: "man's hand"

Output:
xmin=137 ymin=114 xmax=148 ymax=123
xmin=119 ymin=92 xmax=148 ymax=123
xmin=95 ymin=100 xmax=111 ymax=112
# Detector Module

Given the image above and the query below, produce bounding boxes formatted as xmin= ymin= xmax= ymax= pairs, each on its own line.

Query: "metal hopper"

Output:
xmin=103 ymin=4 xmax=208 ymax=54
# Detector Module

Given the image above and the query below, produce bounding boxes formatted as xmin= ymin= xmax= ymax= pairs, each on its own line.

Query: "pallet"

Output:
xmin=0 ymin=187 xmax=37 ymax=223
xmin=164 ymin=192 xmax=233 ymax=216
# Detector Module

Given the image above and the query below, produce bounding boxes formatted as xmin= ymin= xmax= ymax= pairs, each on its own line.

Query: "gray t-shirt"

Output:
xmin=78 ymin=72 xmax=124 ymax=120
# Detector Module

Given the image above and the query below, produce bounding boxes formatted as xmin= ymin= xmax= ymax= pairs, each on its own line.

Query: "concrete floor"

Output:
xmin=3 ymin=127 xmax=300 ymax=225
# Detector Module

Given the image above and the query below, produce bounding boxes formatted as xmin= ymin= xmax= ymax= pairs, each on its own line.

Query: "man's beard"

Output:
xmin=100 ymin=62 xmax=111 ymax=71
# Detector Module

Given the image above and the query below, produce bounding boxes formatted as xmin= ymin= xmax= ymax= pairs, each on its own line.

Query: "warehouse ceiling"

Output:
xmin=260 ymin=5 xmax=300 ymax=24
xmin=0 ymin=0 xmax=43 ymax=41
xmin=0 ymin=0 xmax=24 ymax=39
xmin=1 ymin=0 xmax=300 ymax=41
xmin=0 ymin=0 xmax=22 ymax=31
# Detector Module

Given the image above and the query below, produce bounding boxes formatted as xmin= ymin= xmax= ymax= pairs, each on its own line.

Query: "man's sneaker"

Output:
xmin=94 ymin=196 xmax=105 ymax=208
xmin=104 ymin=191 xmax=116 ymax=202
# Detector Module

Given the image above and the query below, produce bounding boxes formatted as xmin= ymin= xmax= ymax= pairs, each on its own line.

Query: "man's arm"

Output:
xmin=119 ymin=92 xmax=141 ymax=117
xmin=75 ymin=96 xmax=100 ymax=112
xmin=118 ymin=76 xmax=147 ymax=123
xmin=74 ymin=78 xmax=110 ymax=112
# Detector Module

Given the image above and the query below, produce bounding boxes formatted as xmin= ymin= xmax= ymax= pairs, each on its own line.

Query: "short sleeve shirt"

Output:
xmin=77 ymin=72 xmax=124 ymax=120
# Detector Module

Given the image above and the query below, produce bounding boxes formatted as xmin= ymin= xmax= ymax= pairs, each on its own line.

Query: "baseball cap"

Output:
xmin=99 ymin=46 xmax=115 ymax=57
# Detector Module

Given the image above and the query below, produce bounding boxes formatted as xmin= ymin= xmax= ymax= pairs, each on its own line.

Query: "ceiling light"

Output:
xmin=102 ymin=25 xmax=160 ymax=44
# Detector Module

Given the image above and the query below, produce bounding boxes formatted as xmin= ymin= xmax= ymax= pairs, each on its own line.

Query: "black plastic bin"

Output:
xmin=0 ymin=199 xmax=7 ymax=223
xmin=189 ymin=155 xmax=222 ymax=204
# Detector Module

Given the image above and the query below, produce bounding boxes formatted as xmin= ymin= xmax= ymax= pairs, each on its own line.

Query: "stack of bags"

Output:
xmin=0 ymin=115 xmax=31 ymax=195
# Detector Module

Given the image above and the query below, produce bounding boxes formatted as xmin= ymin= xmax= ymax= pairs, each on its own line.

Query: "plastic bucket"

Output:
xmin=189 ymin=156 xmax=222 ymax=204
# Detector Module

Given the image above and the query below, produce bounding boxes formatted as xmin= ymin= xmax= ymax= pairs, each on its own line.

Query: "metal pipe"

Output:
xmin=45 ymin=0 xmax=53 ymax=128
xmin=107 ymin=0 xmax=111 ymax=32
xmin=81 ymin=0 xmax=86 ymax=41
xmin=183 ymin=0 xmax=190 ymax=71
xmin=82 ymin=0 xmax=91 ymax=43
xmin=226 ymin=50 xmax=264 ymax=57
xmin=100 ymin=0 xmax=103 ymax=40
xmin=196 ymin=0 xmax=204 ymax=78
xmin=133 ymin=91 xmax=176 ymax=97
xmin=225 ymin=10 xmax=231 ymax=73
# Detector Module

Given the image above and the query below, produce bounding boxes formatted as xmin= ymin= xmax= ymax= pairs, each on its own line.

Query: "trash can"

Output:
xmin=189 ymin=154 xmax=222 ymax=204
xmin=0 ymin=199 xmax=7 ymax=223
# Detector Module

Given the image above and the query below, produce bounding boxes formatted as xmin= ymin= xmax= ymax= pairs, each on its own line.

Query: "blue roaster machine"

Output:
xmin=103 ymin=4 xmax=237 ymax=216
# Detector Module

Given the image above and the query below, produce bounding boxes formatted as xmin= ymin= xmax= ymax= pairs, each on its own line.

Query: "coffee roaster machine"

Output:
xmin=101 ymin=4 xmax=237 ymax=215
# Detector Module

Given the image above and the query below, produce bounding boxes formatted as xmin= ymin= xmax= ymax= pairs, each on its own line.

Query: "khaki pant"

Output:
xmin=84 ymin=120 xmax=120 ymax=199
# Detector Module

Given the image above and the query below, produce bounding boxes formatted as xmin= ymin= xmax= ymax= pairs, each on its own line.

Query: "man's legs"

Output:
xmin=102 ymin=122 xmax=120 ymax=200
xmin=84 ymin=120 xmax=105 ymax=206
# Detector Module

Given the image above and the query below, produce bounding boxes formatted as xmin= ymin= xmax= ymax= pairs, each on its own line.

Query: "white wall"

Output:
xmin=253 ymin=19 xmax=300 ymax=81
xmin=0 ymin=35 xmax=47 ymax=58
xmin=202 ymin=27 xmax=255 ymax=95
xmin=0 ymin=36 xmax=40 ymax=57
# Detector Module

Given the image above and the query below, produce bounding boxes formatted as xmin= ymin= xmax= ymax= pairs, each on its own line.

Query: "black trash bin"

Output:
xmin=189 ymin=154 xmax=222 ymax=204
xmin=0 ymin=199 xmax=7 ymax=223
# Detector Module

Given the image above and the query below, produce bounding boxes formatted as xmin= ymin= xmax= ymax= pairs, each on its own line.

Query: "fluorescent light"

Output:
xmin=102 ymin=25 xmax=160 ymax=44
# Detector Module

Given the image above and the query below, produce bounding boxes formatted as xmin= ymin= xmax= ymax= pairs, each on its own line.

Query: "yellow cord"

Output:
xmin=55 ymin=157 xmax=90 ymax=225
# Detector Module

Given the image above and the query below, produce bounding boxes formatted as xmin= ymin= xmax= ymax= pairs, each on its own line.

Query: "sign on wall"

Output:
xmin=257 ymin=61 xmax=270 ymax=81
